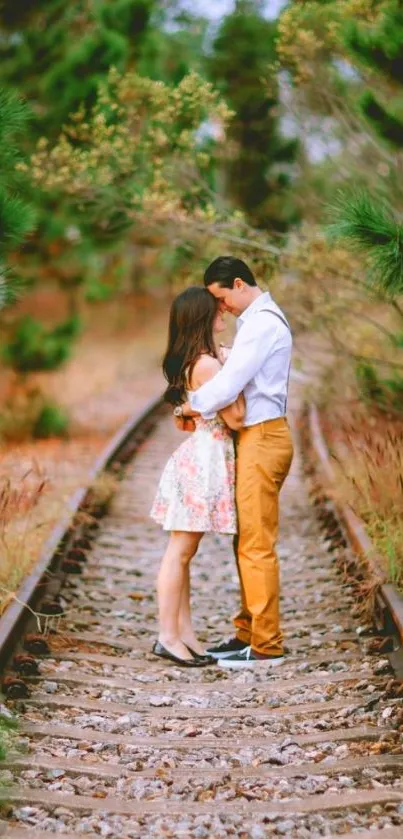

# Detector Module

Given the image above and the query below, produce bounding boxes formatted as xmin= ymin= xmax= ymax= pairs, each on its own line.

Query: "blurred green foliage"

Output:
xmin=209 ymin=0 xmax=299 ymax=231
xmin=279 ymin=0 xmax=403 ymax=414
xmin=3 ymin=315 xmax=81 ymax=372
xmin=33 ymin=402 xmax=69 ymax=439
xmin=0 ymin=90 xmax=36 ymax=307
xmin=356 ymin=360 xmax=403 ymax=414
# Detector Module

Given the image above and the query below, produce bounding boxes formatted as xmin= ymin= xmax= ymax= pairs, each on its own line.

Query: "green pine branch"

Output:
xmin=0 ymin=89 xmax=31 ymax=184
xmin=360 ymin=91 xmax=403 ymax=149
xmin=0 ymin=88 xmax=29 ymax=137
xmin=0 ymin=0 xmax=54 ymax=30
xmin=209 ymin=1 xmax=298 ymax=229
xmin=97 ymin=0 xmax=153 ymax=41
xmin=0 ymin=89 xmax=36 ymax=308
xmin=343 ymin=5 xmax=403 ymax=85
xmin=0 ymin=268 xmax=26 ymax=310
xmin=0 ymin=190 xmax=37 ymax=257
xmin=327 ymin=191 xmax=403 ymax=296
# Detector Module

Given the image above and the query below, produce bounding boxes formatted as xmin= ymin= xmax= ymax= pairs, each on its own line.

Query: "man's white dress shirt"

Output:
xmin=189 ymin=292 xmax=292 ymax=426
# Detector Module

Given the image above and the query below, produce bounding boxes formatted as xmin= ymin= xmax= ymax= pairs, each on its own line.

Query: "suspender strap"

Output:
xmin=259 ymin=306 xmax=292 ymax=416
xmin=259 ymin=306 xmax=291 ymax=332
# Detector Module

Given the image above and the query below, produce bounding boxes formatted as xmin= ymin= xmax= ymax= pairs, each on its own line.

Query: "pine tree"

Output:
xmin=0 ymin=1 xmax=159 ymax=308
xmin=0 ymin=1 xmax=207 ymax=276
xmin=0 ymin=89 xmax=36 ymax=309
xmin=328 ymin=3 xmax=403 ymax=296
xmin=0 ymin=4 xmax=236 ymax=437
xmin=326 ymin=0 xmax=403 ymax=412
xmin=0 ymin=1 xmax=157 ymax=135
xmin=209 ymin=0 xmax=299 ymax=231
xmin=328 ymin=2 xmax=403 ymax=411
xmin=328 ymin=190 xmax=403 ymax=297
xmin=0 ymin=1 xmax=204 ymax=135
xmin=276 ymin=1 xmax=403 ymax=412
xmin=343 ymin=3 xmax=403 ymax=150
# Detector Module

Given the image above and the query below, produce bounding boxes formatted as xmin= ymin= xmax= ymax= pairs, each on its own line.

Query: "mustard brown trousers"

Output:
xmin=233 ymin=417 xmax=294 ymax=656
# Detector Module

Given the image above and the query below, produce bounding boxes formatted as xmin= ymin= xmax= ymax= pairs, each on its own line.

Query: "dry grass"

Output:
xmin=0 ymin=459 xmax=63 ymax=615
xmin=0 ymin=293 xmax=167 ymax=616
xmin=0 ymin=706 xmax=18 ymax=772
xmin=0 ymin=387 xmax=46 ymax=443
xmin=324 ymin=406 xmax=403 ymax=590
xmin=86 ymin=471 xmax=120 ymax=516
xmin=294 ymin=289 xmax=403 ymax=593
xmin=0 ymin=290 xmax=168 ymax=436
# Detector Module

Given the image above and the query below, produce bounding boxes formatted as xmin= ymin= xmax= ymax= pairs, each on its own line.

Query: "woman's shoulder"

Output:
xmin=189 ymin=353 xmax=221 ymax=389
xmin=194 ymin=353 xmax=221 ymax=372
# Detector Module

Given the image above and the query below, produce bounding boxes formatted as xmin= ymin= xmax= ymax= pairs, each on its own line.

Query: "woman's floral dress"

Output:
xmin=150 ymin=411 xmax=237 ymax=535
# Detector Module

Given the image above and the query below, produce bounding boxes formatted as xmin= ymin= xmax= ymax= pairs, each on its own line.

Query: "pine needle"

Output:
xmin=327 ymin=190 xmax=403 ymax=296
xmin=0 ymin=268 xmax=26 ymax=310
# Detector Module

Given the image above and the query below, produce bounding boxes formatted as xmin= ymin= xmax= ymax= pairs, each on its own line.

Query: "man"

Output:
xmin=176 ymin=255 xmax=294 ymax=669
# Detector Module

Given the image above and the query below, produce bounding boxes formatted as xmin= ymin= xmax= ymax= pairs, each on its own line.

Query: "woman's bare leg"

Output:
xmin=179 ymin=564 xmax=205 ymax=655
xmin=157 ymin=530 xmax=203 ymax=659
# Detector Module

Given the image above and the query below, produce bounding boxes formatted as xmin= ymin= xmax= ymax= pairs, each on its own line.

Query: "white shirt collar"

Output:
xmin=238 ymin=291 xmax=272 ymax=325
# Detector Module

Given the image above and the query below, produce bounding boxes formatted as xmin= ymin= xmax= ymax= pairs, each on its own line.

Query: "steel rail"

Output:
xmin=0 ymin=394 xmax=164 ymax=676
xmin=308 ymin=403 xmax=403 ymax=667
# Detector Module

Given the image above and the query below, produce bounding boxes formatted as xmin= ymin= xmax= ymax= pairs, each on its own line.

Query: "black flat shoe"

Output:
xmin=152 ymin=641 xmax=207 ymax=668
xmin=185 ymin=645 xmax=217 ymax=665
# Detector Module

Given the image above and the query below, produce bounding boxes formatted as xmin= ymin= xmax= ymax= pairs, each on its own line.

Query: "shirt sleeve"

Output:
xmin=189 ymin=313 xmax=281 ymax=417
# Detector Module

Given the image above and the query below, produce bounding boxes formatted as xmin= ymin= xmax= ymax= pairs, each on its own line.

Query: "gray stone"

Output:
xmin=100 ymin=825 xmax=115 ymax=837
xmin=275 ymin=819 xmax=297 ymax=834
xmin=334 ymin=744 xmax=349 ymax=757
xmin=328 ymin=661 xmax=348 ymax=671
xmin=149 ymin=695 xmax=174 ymax=706
xmin=0 ymin=703 xmax=14 ymax=719
xmin=46 ymin=768 xmax=65 ymax=779
xmin=338 ymin=775 xmax=355 ymax=787
xmin=111 ymin=713 xmax=141 ymax=730
xmin=374 ymin=659 xmax=391 ymax=675
xmin=53 ymin=807 xmax=74 ymax=817
xmin=262 ymin=749 xmax=288 ymax=766
xmin=296 ymin=828 xmax=312 ymax=838
xmin=42 ymin=681 xmax=58 ymax=693
xmin=47 ymin=781 xmax=64 ymax=791
xmin=280 ymin=737 xmax=299 ymax=750
xmin=14 ymin=807 xmax=39 ymax=821
xmin=78 ymin=817 xmax=98 ymax=832
xmin=40 ymin=818 xmax=60 ymax=830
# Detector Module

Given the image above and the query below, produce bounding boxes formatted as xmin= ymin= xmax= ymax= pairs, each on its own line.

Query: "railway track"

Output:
xmin=1 ymin=394 xmax=403 ymax=839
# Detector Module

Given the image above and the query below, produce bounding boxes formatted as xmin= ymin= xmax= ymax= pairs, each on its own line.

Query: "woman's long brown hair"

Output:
xmin=163 ymin=286 xmax=219 ymax=405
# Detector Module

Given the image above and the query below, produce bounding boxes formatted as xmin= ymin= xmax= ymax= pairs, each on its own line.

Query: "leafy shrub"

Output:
xmin=356 ymin=361 xmax=403 ymax=413
xmin=85 ymin=278 xmax=115 ymax=303
xmin=0 ymin=388 xmax=69 ymax=442
xmin=33 ymin=402 xmax=69 ymax=439
xmin=3 ymin=315 xmax=81 ymax=372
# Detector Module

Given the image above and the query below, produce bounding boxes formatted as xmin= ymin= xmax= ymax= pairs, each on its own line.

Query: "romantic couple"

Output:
xmin=150 ymin=256 xmax=293 ymax=670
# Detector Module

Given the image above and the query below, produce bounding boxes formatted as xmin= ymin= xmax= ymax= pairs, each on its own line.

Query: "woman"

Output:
xmin=150 ymin=287 xmax=244 ymax=667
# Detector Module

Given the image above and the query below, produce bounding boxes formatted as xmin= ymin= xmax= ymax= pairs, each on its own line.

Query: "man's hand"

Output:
xmin=174 ymin=416 xmax=196 ymax=432
xmin=180 ymin=400 xmax=199 ymax=418
xmin=172 ymin=400 xmax=199 ymax=432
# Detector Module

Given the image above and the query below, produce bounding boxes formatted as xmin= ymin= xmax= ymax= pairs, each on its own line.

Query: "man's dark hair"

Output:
xmin=203 ymin=256 xmax=257 ymax=289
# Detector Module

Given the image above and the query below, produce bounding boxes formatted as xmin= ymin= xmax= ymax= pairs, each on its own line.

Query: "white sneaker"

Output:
xmin=218 ymin=647 xmax=285 ymax=669
xmin=206 ymin=637 xmax=250 ymax=659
